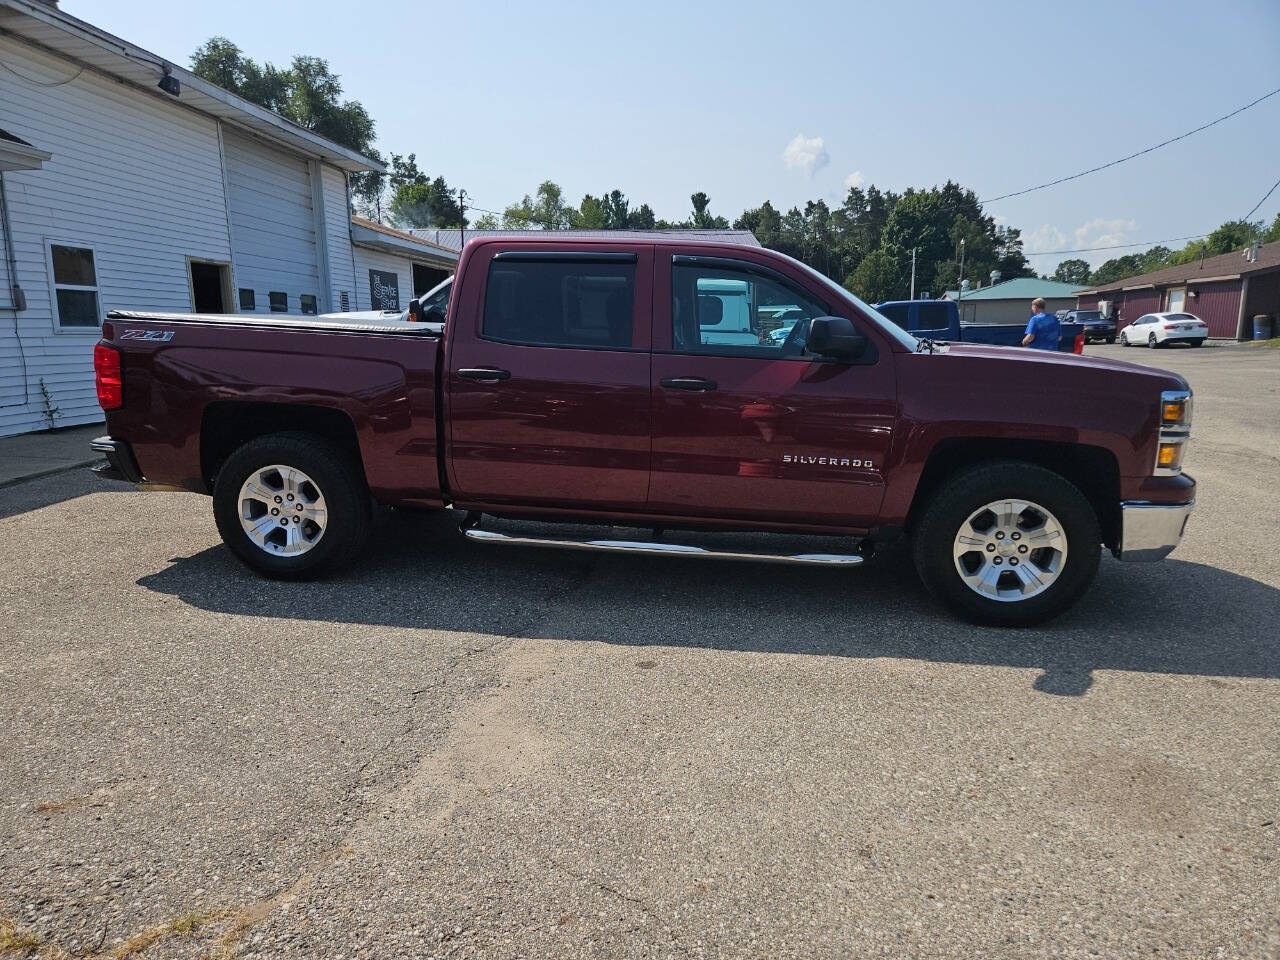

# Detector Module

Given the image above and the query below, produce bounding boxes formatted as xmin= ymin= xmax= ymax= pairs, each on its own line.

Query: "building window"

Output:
xmin=268 ymin=291 xmax=288 ymax=313
xmin=239 ymin=288 xmax=256 ymax=311
xmin=1166 ymin=286 xmax=1186 ymax=313
xmin=299 ymin=294 xmax=318 ymax=315
xmin=47 ymin=242 xmax=102 ymax=330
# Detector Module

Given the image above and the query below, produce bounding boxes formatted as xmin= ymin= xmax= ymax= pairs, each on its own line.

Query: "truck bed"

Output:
xmin=101 ymin=310 xmax=445 ymax=507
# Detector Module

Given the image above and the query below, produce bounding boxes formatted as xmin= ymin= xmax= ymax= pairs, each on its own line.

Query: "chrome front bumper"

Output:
xmin=1114 ymin=500 xmax=1195 ymax=561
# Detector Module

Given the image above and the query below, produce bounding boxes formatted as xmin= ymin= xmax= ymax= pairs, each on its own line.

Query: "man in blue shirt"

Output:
xmin=1022 ymin=297 xmax=1061 ymax=351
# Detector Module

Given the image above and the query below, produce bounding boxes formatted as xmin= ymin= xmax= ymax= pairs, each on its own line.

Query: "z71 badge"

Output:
xmin=120 ymin=329 xmax=174 ymax=342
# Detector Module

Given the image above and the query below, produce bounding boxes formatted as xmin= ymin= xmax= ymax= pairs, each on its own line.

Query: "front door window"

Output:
xmin=1166 ymin=287 xmax=1186 ymax=313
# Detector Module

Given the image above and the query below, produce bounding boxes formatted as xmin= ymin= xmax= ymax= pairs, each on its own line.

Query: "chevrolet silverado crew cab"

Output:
xmin=90 ymin=237 xmax=1196 ymax=626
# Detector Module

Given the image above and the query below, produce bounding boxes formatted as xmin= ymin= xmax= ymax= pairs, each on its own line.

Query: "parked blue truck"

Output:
xmin=875 ymin=300 xmax=1085 ymax=353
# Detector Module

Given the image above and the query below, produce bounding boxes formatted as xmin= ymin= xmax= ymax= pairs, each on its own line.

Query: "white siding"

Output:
xmin=351 ymin=245 xmax=412 ymax=312
xmin=319 ymin=163 xmax=356 ymax=311
xmin=0 ymin=34 xmax=233 ymax=436
xmin=222 ymin=128 xmax=320 ymax=315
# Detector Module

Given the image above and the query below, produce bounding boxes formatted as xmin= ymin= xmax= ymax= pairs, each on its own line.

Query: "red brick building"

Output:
xmin=1074 ymin=240 xmax=1280 ymax=339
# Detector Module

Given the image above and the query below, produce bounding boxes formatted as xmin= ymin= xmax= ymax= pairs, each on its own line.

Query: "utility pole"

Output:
xmin=957 ymin=238 xmax=966 ymax=311
xmin=909 ymin=247 xmax=917 ymax=300
xmin=458 ymin=189 xmax=467 ymax=249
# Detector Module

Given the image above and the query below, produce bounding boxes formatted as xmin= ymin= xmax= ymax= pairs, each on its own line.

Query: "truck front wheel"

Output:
xmin=212 ymin=432 xmax=371 ymax=579
xmin=912 ymin=461 xmax=1100 ymax=626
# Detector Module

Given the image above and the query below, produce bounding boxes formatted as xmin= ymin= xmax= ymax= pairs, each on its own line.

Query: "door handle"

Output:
xmin=457 ymin=367 xmax=511 ymax=382
xmin=660 ymin=376 xmax=717 ymax=392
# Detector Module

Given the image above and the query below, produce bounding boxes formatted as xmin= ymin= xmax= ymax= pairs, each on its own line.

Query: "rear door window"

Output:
xmin=483 ymin=255 xmax=636 ymax=349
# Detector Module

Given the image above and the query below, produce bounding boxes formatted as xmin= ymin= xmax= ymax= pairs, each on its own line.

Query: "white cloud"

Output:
xmin=844 ymin=170 xmax=865 ymax=190
xmin=783 ymin=134 xmax=829 ymax=176
xmin=1025 ymin=218 xmax=1141 ymax=270
xmin=1074 ymin=217 xmax=1138 ymax=249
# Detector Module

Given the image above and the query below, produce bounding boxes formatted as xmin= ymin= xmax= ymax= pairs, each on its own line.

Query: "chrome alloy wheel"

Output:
xmin=237 ymin=464 xmax=327 ymax=556
xmin=952 ymin=499 xmax=1068 ymax=603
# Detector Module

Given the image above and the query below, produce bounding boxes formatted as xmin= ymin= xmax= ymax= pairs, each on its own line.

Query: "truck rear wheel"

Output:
xmin=212 ymin=432 xmax=371 ymax=579
xmin=912 ymin=461 xmax=1100 ymax=626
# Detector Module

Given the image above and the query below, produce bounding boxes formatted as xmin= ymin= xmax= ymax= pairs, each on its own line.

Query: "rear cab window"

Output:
xmin=482 ymin=253 xmax=638 ymax=349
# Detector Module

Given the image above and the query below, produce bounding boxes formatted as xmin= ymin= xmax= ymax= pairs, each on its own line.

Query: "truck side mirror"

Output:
xmin=406 ymin=299 xmax=423 ymax=322
xmin=807 ymin=316 xmax=867 ymax=360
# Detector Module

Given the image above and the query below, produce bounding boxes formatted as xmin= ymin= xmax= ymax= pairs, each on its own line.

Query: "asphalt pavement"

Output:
xmin=1 ymin=342 xmax=1276 ymax=959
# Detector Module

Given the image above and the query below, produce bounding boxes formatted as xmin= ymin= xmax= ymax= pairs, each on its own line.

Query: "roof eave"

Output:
xmin=0 ymin=137 xmax=51 ymax=171
xmin=351 ymin=223 xmax=458 ymax=263
xmin=0 ymin=0 xmax=385 ymax=173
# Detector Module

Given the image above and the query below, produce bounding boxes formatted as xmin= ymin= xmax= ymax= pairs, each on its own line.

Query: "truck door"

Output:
xmin=446 ymin=245 xmax=652 ymax=510
xmin=649 ymin=252 xmax=896 ymax=528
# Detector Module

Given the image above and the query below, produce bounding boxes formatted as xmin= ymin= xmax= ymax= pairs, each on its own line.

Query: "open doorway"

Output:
xmin=188 ymin=259 xmax=233 ymax=313
xmin=412 ymin=263 xmax=449 ymax=298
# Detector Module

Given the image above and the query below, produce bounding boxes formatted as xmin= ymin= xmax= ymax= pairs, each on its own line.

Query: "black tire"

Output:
xmin=1190 ymin=339 xmax=1204 ymax=348
xmin=1148 ymin=333 xmax=1158 ymax=348
xmin=912 ymin=461 xmax=1101 ymax=627
xmin=213 ymin=432 xmax=371 ymax=579
xmin=1105 ymin=336 xmax=1116 ymax=344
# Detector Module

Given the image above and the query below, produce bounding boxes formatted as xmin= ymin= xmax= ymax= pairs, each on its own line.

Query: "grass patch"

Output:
xmin=168 ymin=911 xmax=213 ymax=936
xmin=0 ymin=920 xmax=42 ymax=955
xmin=1244 ymin=337 xmax=1280 ymax=348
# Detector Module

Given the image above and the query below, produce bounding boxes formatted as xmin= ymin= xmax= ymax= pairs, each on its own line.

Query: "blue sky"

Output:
xmin=71 ymin=0 xmax=1280 ymax=271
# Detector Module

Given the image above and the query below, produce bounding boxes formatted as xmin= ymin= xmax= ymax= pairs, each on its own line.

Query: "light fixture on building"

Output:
xmin=157 ymin=66 xmax=181 ymax=97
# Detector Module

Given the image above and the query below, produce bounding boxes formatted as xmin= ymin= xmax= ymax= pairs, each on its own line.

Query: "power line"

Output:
xmin=1023 ymin=234 xmax=1208 ymax=257
xmin=982 ymin=87 xmax=1280 ymax=204
xmin=0 ymin=59 xmax=84 ymax=87
xmin=1243 ymin=175 xmax=1280 ymax=221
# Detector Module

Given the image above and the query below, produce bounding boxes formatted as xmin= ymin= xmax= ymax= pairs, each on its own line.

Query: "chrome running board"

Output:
xmin=462 ymin=526 xmax=864 ymax=567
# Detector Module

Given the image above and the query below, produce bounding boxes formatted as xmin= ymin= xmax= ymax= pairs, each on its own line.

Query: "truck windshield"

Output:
xmin=791 ymin=260 xmax=920 ymax=351
xmin=1074 ymin=310 xmax=1102 ymax=322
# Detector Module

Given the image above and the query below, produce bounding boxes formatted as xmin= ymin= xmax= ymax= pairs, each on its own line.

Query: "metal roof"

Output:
xmin=350 ymin=217 xmax=458 ymax=264
xmin=0 ymin=0 xmax=384 ymax=173
xmin=952 ymin=276 xmax=1084 ymax=301
xmin=407 ymin=227 xmax=762 ymax=253
xmin=1075 ymin=240 xmax=1280 ymax=296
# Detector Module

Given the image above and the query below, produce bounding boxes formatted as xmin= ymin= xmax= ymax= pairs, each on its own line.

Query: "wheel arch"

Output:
xmin=905 ymin=438 xmax=1121 ymax=548
xmin=200 ymin=401 xmax=364 ymax=491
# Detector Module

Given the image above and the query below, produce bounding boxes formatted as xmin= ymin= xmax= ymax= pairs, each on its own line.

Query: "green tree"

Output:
xmin=690 ymin=192 xmax=730 ymax=229
xmin=190 ymin=39 xmax=374 ymax=156
xmin=574 ymin=194 xmax=609 ymax=228
xmin=601 ymin=190 xmax=630 ymax=229
xmin=845 ymin=250 xmax=900 ymax=302
xmin=472 ymin=212 xmax=499 ymax=230
xmin=627 ymin=203 xmax=656 ymax=230
xmin=1052 ymin=258 xmax=1092 ymax=285
xmin=503 ymin=181 xmax=576 ymax=229
xmin=192 ymin=37 xmax=388 ymax=220
xmin=1264 ymin=213 xmax=1280 ymax=244
xmin=382 ymin=153 xmax=466 ymax=228
xmin=735 ymin=200 xmax=783 ymax=250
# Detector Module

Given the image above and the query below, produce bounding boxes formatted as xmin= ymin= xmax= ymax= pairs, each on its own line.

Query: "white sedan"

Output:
xmin=1119 ymin=312 xmax=1209 ymax=348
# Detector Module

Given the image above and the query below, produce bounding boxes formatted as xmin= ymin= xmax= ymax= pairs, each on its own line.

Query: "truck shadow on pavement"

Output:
xmin=137 ymin=509 xmax=1280 ymax=697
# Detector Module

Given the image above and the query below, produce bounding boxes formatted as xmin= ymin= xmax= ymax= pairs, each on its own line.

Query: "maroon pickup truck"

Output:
xmin=90 ymin=237 xmax=1195 ymax=626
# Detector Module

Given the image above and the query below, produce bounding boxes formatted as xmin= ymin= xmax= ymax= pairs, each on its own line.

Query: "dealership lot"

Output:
xmin=1 ymin=343 xmax=1277 ymax=959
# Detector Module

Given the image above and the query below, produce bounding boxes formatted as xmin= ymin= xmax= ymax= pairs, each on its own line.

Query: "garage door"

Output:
xmin=223 ymin=128 xmax=320 ymax=314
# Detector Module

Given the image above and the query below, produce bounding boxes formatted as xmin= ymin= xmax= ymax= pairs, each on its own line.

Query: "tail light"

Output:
xmin=93 ymin=342 xmax=122 ymax=410
xmin=1163 ymin=324 xmax=1177 ymax=331
xmin=1073 ymin=333 xmax=1084 ymax=354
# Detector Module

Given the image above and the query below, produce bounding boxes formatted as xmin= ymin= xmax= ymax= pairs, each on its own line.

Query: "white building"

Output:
xmin=0 ymin=0 xmax=455 ymax=437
